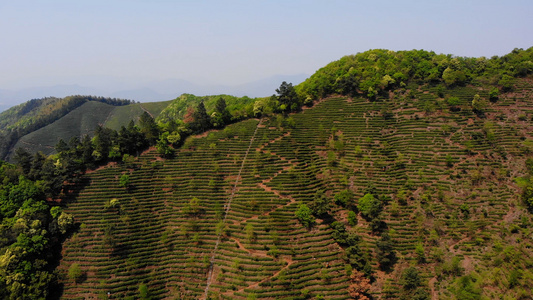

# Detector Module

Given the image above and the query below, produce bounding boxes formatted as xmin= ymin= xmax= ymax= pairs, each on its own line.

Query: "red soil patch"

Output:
xmin=84 ymin=161 xmax=118 ymax=175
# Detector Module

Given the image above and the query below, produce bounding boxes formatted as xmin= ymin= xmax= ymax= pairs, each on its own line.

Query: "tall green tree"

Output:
xmin=139 ymin=112 xmax=160 ymax=144
xmin=80 ymin=134 xmax=95 ymax=169
xmin=401 ymin=266 xmax=423 ymax=290
xmin=118 ymin=120 xmax=148 ymax=155
xmin=28 ymin=152 xmax=46 ymax=181
xmin=376 ymin=232 xmax=396 ymax=271
xmin=0 ymin=165 xmax=64 ymax=299
xmin=214 ymin=97 xmax=232 ymax=127
xmin=295 ymin=204 xmax=315 ymax=228
xmin=156 ymin=133 xmax=175 ymax=158
xmin=55 ymin=138 xmax=69 ymax=154
xmin=13 ymin=147 xmax=32 ymax=176
xmin=310 ymin=189 xmax=331 ymax=217
xmin=191 ymin=101 xmax=211 ymax=133
xmin=93 ymin=126 xmax=117 ymax=162
xmin=139 ymin=283 xmax=151 ymax=300
xmin=68 ymin=263 xmax=83 ymax=284
xmin=276 ymin=81 xmax=300 ymax=112
xmin=119 ymin=174 xmax=131 ymax=190
xmin=334 ymin=189 xmax=354 ymax=207
xmin=357 ymin=193 xmax=381 ymax=220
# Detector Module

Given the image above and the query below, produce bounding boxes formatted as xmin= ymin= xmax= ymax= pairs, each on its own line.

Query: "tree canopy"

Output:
xmin=276 ymin=81 xmax=301 ymax=112
xmin=297 ymin=47 xmax=533 ymax=101
xmin=357 ymin=193 xmax=382 ymax=220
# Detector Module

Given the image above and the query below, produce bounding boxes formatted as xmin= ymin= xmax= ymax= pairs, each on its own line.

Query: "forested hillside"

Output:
xmin=7 ymin=101 xmax=173 ymax=161
xmin=0 ymin=96 xmax=134 ymax=161
xmin=0 ymin=93 xmax=261 ymax=163
xmin=297 ymin=48 xmax=533 ymax=101
xmin=1 ymin=47 xmax=533 ymax=299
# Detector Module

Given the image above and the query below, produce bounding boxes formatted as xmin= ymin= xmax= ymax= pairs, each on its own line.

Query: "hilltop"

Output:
xmin=3 ymin=47 xmax=532 ymax=162
xmin=1 ymin=47 xmax=533 ymax=299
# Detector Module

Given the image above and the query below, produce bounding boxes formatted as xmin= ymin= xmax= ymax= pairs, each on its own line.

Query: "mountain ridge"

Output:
xmin=0 ymin=74 xmax=309 ymax=113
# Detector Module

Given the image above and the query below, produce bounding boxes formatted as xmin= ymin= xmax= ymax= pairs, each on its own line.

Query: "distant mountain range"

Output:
xmin=0 ymin=74 xmax=308 ymax=112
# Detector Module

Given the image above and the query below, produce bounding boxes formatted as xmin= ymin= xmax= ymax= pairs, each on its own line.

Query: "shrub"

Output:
xmin=68 ymin=263 xmax=84 ymax=284
xmin=489 ymin=87 xmax=499 ymax=101
xmin=327 ymin=150 xmax=337 ymax=167
xmin=347 ymin=210 xmax=358 ymax=226
xmin=310 ymin=189 xmax=331 ymax=217
xmin=376 ymin=232 xmax=396 ymax=271
xmin=442 ymin=256 xmax=463 ymax=276
xmin=401 ymin=266 xmax=422 ymax=290
xmin=447 ymin=96 xmax=461 ymax=111
xmin=58 ymin=212 xmax=74 ymax=234
xmin=453 ymin=274 xmax=481 ymax=299
xmin=348 ymin=269 xmax=371 ymax=300
xmin=415 ymin=243 xmax=426 ymax=264
xmin=334 ymin=189 xmax=354 ymax=207
xmin=295 ymin=204 xmax=315 ymax=228
xmin=357 ymin=193 xmax=381 ymax=219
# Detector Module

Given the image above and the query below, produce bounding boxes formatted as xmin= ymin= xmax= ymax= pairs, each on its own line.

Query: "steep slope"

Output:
xmin=10 ymin=101 xmax=116 ymax=158
xmin=58 ymin=74 xmax=533 ymax=299
xmin=8 ymin=100 xmax=172 ymax=160
xmin=2 ymin=47 xmax=530 ymax=299
xmin=0 ymin=96 xmax=134 ymax=161
xmin=104 ymin=100 xmax=173 ymax=131
xmin=59 ymin=118 xmax=350 ymax=299
xmin=3 ymin=93 xmax=260 ymax=162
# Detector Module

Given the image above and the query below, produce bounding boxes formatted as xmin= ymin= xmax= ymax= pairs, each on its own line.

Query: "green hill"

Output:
xmin=8 ymin=101 xmax=175 ymax=160
xmin=156 ymin=94 xmax=257 ymax=124
xmin=0 ymin=96 xmax=134 ymax=161
xmin=57 ymin=77 xmax=533 ymax=298
xmin=1 ymin=93 xmax=260 ymax=162
xmin=10 ymin=101 xmax=117 ymax=158
xmin=57 ymin=47 xmax=533 ymax=298
xmin=297 ymin=48 xmax=533 ymax=102
xmin=1 ymin=47 xmax=533 ymax=300
xmin=104 ymin=101 xmax=173 ymax=131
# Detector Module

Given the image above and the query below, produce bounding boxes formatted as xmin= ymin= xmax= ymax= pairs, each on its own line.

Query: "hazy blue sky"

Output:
xmin=1 ymin=0 xmax=532 ymax=89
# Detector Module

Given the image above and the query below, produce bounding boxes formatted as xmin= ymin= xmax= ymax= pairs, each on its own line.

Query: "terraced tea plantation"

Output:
xmin=59 ymin=79 xmax=533 ymax=299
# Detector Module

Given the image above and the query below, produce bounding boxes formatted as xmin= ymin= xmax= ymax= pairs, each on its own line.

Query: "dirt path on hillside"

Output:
xmin=202 ymin=119 xmax=262 ymax=300
xmin=248 ymin=130 xmax=299 ymax=221
xmin=208 ymin=123 xmax=315 ymax=298
xmin=428 ymin=277 xmax=438 ymax=300
xmin=138 ymin=104 xmax=154 ymax=119
xmin=256 ymin=131 xmax=291 ymax=150
xmin=232 ymin=237 xmax=270 ymax=258
xmin=84 ymin=161 xmax=118 ymax=174
xmin=223 ymin=256 xmax=294 ymax=297
xmin=233 ymin=132 xmax=298 ymax=225
xmin=214 ymin=126 xmax=303 ymax=298
xmin=448 ymin=236 xmax=469 ymax=254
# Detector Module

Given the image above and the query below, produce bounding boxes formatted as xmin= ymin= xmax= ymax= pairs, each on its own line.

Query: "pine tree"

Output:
xmin=192 ymin=101 xmax=211 ymax=133
xmin=215 ymin=97 xmax=232 ymax=125
xmin=276 ymin=81 xmax=300 ymax=112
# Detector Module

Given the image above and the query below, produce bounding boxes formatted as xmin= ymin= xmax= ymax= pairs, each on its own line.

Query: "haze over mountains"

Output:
xmin=0 ymin=74 xmax=308 ymax=112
